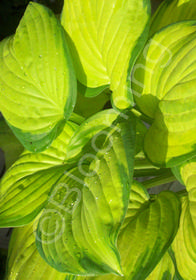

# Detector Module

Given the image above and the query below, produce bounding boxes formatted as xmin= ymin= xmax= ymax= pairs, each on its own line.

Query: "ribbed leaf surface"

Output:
xmin=150 ymin=0 xmax=196 ymax=36
xmin=132 ymin=21 xmax=196 ymax=167
xmin=0 ymin=121 xmax=77 ymax=227
xmin=61 ymin=0 xmax=150 ymax=109
xmin=65 ymin=184 xmax=181 ymax=280
xmin=0 ymin=2 xmax=77 ymax=152
xmin=172 ymin=156 xmax=196 ymax=280
xmin=146 ymin=252 xmax=175 ymax=280
xmin=66 ymin=109 xmax=120 ymax=160
xmin=36 ymin=115 xmax=136 ymax=276
xmin=6 ymin=218 xmax=66 ymax=280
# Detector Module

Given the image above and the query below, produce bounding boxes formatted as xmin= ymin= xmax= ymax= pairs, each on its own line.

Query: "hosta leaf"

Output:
xmin=66 ymin=183 xmax=181 ymax=280
xmin=77 ymin=81 xmax=109 ymax=98
xmin=171 ymin=156 xmax=196 ymax=280
xmin=66 ymin=109 xmax=141 ymax=161
xmin=61 ymin=0 xmax=151 ymax=109
xmin=0 ymin=2 xmax=77 ymax=152
xmin=74 ymin=83 xmax=110 ymax=118
xmin=150 ymin=0 xmax=196 ymax=37
xmin=0 ymin=120 xmax=78 ymax=228
xmin=125 ymin=180 xmax=150 ymax=221
xmin=36 ymin=115 xmax=136 ymax=276
xmin=66 ymin=109 xmax=121 ymax=160
xmin=0 ymin=118 xmax=24 ymax=169
xmin=132 ymin=21 xmax=196 ymax=167
xmin=5 ymin=217 xmax=66 ymax=280
xmin=114 ymin=191 xmax=180 ymax=280
xmin=146 ymin=252 xmax=175 ymax=280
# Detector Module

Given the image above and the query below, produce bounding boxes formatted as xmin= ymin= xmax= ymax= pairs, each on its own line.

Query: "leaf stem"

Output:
xmin=134 ymin=158 xmax=159 ymax=170
xmin=131 ymin=108 xmax=153 ymax=124
xmin=134 ymin=168 xmax=167 ymax=177
xmin=142 ymin=172 xmax=176 ymax=189
xmin=176 ymin=189 xmax=187 ymax=197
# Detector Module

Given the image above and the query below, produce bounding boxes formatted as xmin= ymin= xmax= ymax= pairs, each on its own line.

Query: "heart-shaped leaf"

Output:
xmin=0 ymin=118 xmax=24 ymax=170
xmin=65 ymin=182 xmax=181 ymax=280
xmin=132 ymin=21 xmax=196 ymax=167
xmin=0 ymin=120 xmax=78 ymax=228
xmin=0 ymin=2 xmax=77 ymax=152
xmin=171 ymin=156 xmax=196 ymax=280
xmin=150 ymin=0 xmax=196 ymax=37
xmin=115 ymin=189 xmax=180 ymax=280
xmin=5 ymin=217 xmax=67 ymax=280
xmin=36 ymin=114 xmax=136 ymax=276
xmin=61 ymin=0 xmax=151 ymax=109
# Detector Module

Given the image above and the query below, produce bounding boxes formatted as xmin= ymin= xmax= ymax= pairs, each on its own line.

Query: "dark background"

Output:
xmin=0 ymin=0 xmax=64 ymax=41
xmin=0 ymin=0 xmax=163 ymax=41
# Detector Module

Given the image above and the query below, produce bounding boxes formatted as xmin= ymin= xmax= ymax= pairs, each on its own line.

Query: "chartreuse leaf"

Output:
xmin=0 ymin=2 xmax=77 ymax=152
xmin=0 ymin=120 xmax=78 ymax=228
xmin=146 ymin=252 xmax=175 ymax=280
xmin=0 ymin=118 xmax=23 ymax=169
xmin=132 ymin=21 xmax=196 ymax=167
xmin=171 ymin=156 xmax=196 ymax=280
xmin=69 ymin=108 xmax=149 ymax=174
xmin=114 ymin=190 xmax=180 ymax=280
xmin=5 ymin=217 xmax=66 ymax=280
xmin=66 ymin=109 xmax=144 ymax=161
xmin=66 ymin=109 xmax=121 ymax=160
xmin=36 ymin=114 xmax=136 ymax=276
xmin=150 ymin=0 xmax=196 ymax=37
xmin=61 ymin=0 xmax=151 ymax=109
xmin=65 ymin=182 xmax=181 ymax=280
xmin=125 ymin=180 xmax=149 ymax=221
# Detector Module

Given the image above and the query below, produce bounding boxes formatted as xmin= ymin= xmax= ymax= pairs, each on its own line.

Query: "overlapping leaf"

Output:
xmin=5 ymin=218 xmax=66 ymax=280
xmin=132 ymin=21 xmax=196 ymax=167
xmin=146 ymin=252 xmax=175 ymax=280
xmin=36 ymin=114 xmax=136 ymax=276
xmin=150 ymin=0 xmax=196 ymax=37
xmin=74 ymin=84 xmax=110 ymax=118
xmin=114 ymin=188 xmax=180 ymax=280
xmin=0 ymin=118 xmax=23 ymax=169
xmin=66 ymin=109 xmax=120 ymax=160
xmin=0 ymin=120 xmax=78 ymax=227
xmin=65 ymin=182 xmax=181 ymax=280
xmin=0 ymin=2 xmax=77 ymax=152
xmin=61 ymin=0 xmax=151 ymax=109
xmin=171 ymin=156 xmax=196 ymax=280
xmin=66 ymin=109 xmax=145 ymax=161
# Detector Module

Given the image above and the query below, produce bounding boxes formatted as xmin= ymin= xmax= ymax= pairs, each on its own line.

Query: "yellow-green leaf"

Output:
xmin=0 ymin=2 xmax=77 ymax=152
xmin=150 ymin=0 xmax=196 ymax=37
xmin=5 ymin=218 xmax=66 ymax=280
xmin=0 ymin=120 xmax=78 ymax=227
xmin=36 ymin=114 xmax=136 ymax=276
xmin=146 ymin=252 xmax=175 ymax=280
xmin=61 ymin=0 xmax=151 ymax=109
xmin=171 ymin=156 xmax=196 ymax=280
xmin=132 ymin=21 xmax=196 ymax=167
xmin=65 ymin=183 xmax=181 ymax=280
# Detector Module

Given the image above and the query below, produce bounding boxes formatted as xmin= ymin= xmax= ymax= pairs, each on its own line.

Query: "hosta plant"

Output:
xmin=0 ymin=0 xmax=196 ymax=279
